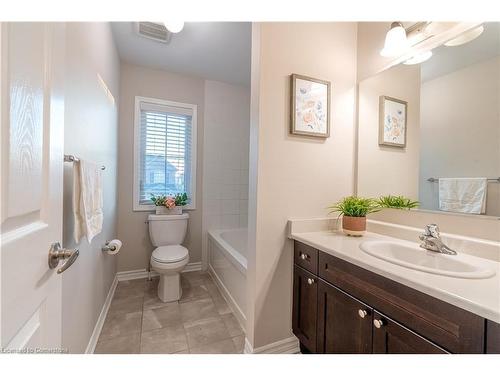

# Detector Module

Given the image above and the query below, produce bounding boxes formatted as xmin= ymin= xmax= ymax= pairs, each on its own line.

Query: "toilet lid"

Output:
xmin=152 ymin=245 xmax=188 ymax=263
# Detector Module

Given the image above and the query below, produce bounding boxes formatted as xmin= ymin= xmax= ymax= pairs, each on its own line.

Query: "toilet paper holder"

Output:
xmin=102 ymin=241 xmax=117 ymax=252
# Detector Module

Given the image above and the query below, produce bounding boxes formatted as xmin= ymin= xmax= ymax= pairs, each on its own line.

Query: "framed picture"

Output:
xmin=290 ymin=74 xmax=331 ymax=138
xmin=379 ymin=95 xmax=407 ymax=147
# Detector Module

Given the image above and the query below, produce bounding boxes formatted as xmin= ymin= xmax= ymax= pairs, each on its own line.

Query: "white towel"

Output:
xmin=73 ymin=160 xmax=103 ymax=243
xmin=438 ymin=178 xmax=487 ymax=214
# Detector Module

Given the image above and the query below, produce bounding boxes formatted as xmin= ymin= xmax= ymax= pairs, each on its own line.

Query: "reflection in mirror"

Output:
xmin=357 ymin=22 xmax=500 ymax=218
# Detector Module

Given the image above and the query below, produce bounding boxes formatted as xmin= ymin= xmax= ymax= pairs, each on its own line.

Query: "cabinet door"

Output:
xmin=372 ymin=311 xmax=448 ymax=354
xmin=292 ymin=265 xmax=318 ymax=352
xmin=317 ymin=280 xmax=373 ymax=353
xmin=486 ymin=320 xmax=500 ymax=354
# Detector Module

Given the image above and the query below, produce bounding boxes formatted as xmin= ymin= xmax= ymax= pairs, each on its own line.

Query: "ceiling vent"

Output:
xmin=135 ymin=22 xmax=172 ymax=43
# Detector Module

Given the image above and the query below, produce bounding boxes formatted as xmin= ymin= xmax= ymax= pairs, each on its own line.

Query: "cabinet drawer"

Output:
xmin=318 ymin=251 xmax=484 ymax=353
xmin=294 ymin=241 xmax=318 ymax=274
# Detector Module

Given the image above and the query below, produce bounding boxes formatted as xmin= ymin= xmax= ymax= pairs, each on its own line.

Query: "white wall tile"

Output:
xmin=239 ymin=199 xmax=248 ymax=214
xmin=239 ymin=184 xmax=249 ymax=200
xmin=239 ymin=213 xmax=248 ymax=227
xmin=222 ymin=199 xmax=240 ymax=215
xmin=221 ymin=214 xmax=240 ymax=229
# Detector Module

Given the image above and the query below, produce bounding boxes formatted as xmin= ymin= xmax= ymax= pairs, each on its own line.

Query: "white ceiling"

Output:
xmin=111 ymin=22 xmax=251 ymax=86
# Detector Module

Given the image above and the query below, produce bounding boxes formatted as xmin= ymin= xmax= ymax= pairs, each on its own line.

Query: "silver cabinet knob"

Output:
xmin=373 ymin=319 xmax=384 ymax=329
xmin=358 ymin=309 xmax=368 ymax=318
xmin=300 ymin=253 xmax=308 ymax=260
xmin=48 ymin=242 xmax=79 ymax=274
xmin=307 ymin=278 xmax=315 ymax=285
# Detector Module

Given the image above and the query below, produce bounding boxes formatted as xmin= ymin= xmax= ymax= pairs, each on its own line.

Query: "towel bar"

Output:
xmin=64 ymin=154 xmax=105 ymax=170
xmin=427 ymin=177 xmax=500 ymax=183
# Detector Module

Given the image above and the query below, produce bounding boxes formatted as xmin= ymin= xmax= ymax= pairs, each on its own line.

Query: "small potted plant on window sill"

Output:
xmin=151 ymin=193 xmax=189 ymax=215
xmin=328 ymin=196 xmax=380 ymax=237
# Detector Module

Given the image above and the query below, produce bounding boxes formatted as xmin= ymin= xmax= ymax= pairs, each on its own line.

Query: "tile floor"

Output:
xmin=94 ymin=271 xmax=245 ymax=354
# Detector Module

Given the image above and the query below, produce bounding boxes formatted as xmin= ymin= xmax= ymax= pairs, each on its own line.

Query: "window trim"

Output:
xmin=133 ymin=96 xmax=197 ymax=212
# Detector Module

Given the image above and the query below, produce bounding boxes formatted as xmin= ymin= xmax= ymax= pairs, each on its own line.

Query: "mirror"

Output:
xmin=357 ymin=22 xmax=500 ymax=218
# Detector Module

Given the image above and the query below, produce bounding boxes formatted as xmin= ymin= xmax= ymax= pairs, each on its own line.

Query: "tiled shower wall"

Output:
xmin=202 ymin=80 xmax=250 ymax=235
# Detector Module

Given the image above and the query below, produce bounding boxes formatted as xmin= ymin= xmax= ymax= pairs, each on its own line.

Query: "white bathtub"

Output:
xmin=208 ymin=228 xmax=247 ymax=327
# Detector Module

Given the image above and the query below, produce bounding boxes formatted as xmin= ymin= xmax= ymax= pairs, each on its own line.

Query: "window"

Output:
xmin=133 ymin=96 xmax=197 ymax=211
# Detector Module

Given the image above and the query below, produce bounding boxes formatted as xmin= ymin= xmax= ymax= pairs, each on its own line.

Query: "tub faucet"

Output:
xmin=419 ymin=224 xmax=457 ymax=255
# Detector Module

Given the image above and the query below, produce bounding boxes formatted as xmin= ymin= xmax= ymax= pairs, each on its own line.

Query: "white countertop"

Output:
xmin=290 ymin=229 xmax=500 ymax=323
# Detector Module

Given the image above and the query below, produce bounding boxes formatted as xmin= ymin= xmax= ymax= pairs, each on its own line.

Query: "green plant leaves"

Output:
xmin=150 ymin=192 xmax=189 ymax=207
xmin=328 ymin=194 xmax=419 ymax=217
xmin=327 ymin=196 xmax=380 ymax=217
xmin=377 ymin=195 xmax=419 ymax=210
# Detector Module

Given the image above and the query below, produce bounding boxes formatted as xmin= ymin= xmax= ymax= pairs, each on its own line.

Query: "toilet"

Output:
xmin=148 ymin=213 xmax=190 ymax=302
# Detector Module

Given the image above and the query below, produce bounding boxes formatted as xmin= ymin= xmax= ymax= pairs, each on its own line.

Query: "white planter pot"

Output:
xmin=155 ymin=206 xmax=169 ymax=215
xmin=156 ymin=206 xmax=183 ymax=215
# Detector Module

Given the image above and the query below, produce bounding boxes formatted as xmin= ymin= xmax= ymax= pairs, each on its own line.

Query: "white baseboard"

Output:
xmin=116 ymin=269 xmax=149 ymax=281
xmin=184 ymin=261 xmax=202 ymax=273
xmin=85 ymin=275 xmax=118 ymax=354
xmin=116 ymin=262 xmax=202 ymax=282
xmin=207 ymin=265 xmax=246 ymax=331
xmin=243 ymin=335 xmax=300 ymax=354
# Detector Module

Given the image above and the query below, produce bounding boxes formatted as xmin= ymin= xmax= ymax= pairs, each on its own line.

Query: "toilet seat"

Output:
xmin=152 ymin=245 xmax=188 ymax=264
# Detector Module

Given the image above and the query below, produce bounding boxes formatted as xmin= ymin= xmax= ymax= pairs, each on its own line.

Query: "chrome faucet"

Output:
xmin=419 ymin=224 xmax=457 ymax=255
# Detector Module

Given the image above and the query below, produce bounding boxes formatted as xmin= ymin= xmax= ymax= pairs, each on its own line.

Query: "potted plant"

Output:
xmin=377 ymin=195 xmax=419 ymax=210
xmin=328 ymin=196 xmax=380 ymax=236
xmin=150 ymin=193 xmax=189 ymax=215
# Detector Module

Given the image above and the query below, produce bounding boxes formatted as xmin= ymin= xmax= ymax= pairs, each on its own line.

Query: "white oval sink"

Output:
xmin=360 ymin=240 xmax=495 ymax=279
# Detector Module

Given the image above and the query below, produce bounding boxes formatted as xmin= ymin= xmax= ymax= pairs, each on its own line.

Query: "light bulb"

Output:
xmin=380 ymin=22 xmax=409 ymax=57
xmin=164 ymin=20 xmax=184 ymax=34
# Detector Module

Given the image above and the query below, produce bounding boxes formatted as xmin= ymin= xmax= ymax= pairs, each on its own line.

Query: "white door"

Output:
xmin=1 ymin=22 xmax=70 ymax=352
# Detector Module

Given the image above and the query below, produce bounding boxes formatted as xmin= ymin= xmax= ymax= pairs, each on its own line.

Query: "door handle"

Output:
xmin=48 ymin=242 xmax=79 ymax=274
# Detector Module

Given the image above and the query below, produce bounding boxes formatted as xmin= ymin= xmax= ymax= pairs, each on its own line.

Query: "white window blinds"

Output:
xmin=137 ymin=100 xmax=194 ymax=207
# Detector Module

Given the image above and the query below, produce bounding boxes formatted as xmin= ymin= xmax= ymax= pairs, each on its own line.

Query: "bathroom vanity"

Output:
xmin=290 ymin=231 xmax=500 ymax=354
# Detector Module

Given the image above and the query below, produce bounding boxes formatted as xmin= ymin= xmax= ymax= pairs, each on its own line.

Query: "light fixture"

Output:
xmin=380 ymin=22 xmax=409 ymax=57
xmin=444 ymin=25 xmax=484 ymax=47
xmin=403 ymin=50 xmax=433 ymax=65
xmin=164 ymin=20 xmax=184 ymax=34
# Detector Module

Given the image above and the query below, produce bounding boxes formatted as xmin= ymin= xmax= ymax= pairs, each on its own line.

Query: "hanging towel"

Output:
xmin=73 ymin=160 xmax=103 ymax=243
xmin=438 ymin=178 xmax=487 ymax=214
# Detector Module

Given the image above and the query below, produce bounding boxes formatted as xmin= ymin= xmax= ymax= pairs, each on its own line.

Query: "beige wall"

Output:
xmin=247 ymin=22 xmax=358 ymax=349
xmin=62 ymin=22 xmax=120 ymax=353
xmin=116 ymin=63 xmax=204 ymax=272
xmin=357 ymin=22 xmax=393 ymax=82
xmin=357 ymin=63 xmax=420 ymax=200
xmin=419 ymin=57 xmax=500 ymax=216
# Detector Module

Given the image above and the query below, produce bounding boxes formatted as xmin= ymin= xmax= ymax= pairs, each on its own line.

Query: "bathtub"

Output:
xmin=208 ymin=228 xmax=247 ymax=327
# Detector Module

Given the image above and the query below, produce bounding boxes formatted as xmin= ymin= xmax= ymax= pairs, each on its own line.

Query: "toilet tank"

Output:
xmin=148 ymin=213 xmax=189 ymax=246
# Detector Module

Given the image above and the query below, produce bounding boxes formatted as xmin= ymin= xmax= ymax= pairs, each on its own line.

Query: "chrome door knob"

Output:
xmin=307 ymin=278 xmax=315 ymax=285
xmin=300 ymin=253 xmax=308 ymax=260
xmin=373 ymin=319 xmax=384 ymax=329
xmin=358 ymin=309 xmax=368 ymax=318
xmin=48 ymin=242 xmax=79 ymax=274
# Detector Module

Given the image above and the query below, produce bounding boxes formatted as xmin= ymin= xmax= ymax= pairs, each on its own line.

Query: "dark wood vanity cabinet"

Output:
xmin=292 ymin=240 xmax=499 ymax=354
